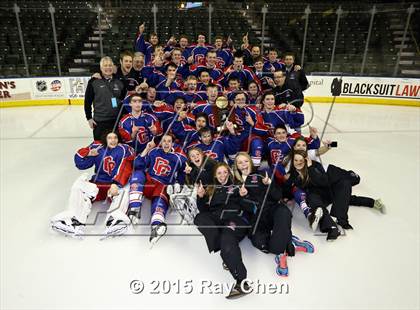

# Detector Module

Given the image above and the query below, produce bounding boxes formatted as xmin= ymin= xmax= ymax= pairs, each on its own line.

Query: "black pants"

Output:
xmin=350 ymin=195 xmax=374 ymax=208
xmin=93 ymin=119 xmax=118 ymax=141
xmin=306 ymin=192 xmax=338 ymax=232
xmin=194 ymin=212 xmax=249 ymax=282
xmin=327 ymin=165 xmax=377 ymax=223
xmin=250 ymin=204 xmax=293 ymax=255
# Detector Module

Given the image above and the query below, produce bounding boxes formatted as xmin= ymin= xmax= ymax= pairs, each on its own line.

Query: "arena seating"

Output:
xmin=0 ymin=0 xmax=418 ymax=77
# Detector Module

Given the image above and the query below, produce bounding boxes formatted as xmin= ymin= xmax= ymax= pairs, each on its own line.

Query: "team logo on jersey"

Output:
xmin=103 ymin=156 xmax=116 ymax=175
xmin=130 ymin=183 xmax=138 ymax=191
xmin=271 ymin=150 xmax=282 ymax=164
xmin=203 ymin=150 xmax=218 ymax=160
xmin=135 ymin=126 xmax=149 ymax=144
xmin=50 ymin=80 xmax=62 ymax=91
xmin=208 ymin=115 xmax=215 ymax=128
xmin=195 ymin=54 xmax=205 ymax=64
xmin=215 ymin=57 xmax=225 ymax=68
xmin=153 ymin=157 xmax=171 ymax=176
xmin=251 ymin=175 xmax=258 ymax=183
xmin=234 ymin=114 xmax=243 ymax=126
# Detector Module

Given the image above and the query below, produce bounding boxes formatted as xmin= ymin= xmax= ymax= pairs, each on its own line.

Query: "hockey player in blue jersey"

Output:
xmin=267 ymin=125 xmax=320 ymax=182
xmin=230 ymin=92 xmax=268 ymax=167
xmin=195 ymin=121 xmax=239 ymax=163
xmin=263 ymin=48 xmax=286 ymax=72
xmin=171 ymin=112 xmax=209 ymax=149
xmin=163 ymin=34 xmax=191 ymax=65
xmin=135 ymin=23 xmax=159 ymax=65
xmin=247 ymin=81 xmax=262 ymax=107
xmin=50 ymin=131 xmax=135 ymax=239
xmin=128 ymin=134 xmax=187 ymax=245
xmin=223 ymin=54 xmax=260 ymax=89
xmin=149 ymin=96 xmax=195 ymax=133
xmin=118 ymin=94 xmax=163 ymax=154
xmin=182 ymin=75 xmax=207 ymax=104
xmin=190 ymin=84 xmax=219 ymax=130
xmin=260 ymin=92 xmax=304 ymax=133
xmin=266 ymin=125 xmax=320 ymax=223
xmin=189 ymin=50 xmax=224 ymax=83
xmin=146 ymin=63 xmax=183 ymax=101
xmin=187 ymin=33 xmax=214 ymax=64
xmin=213 ymin=36 xmax=233 ymax=69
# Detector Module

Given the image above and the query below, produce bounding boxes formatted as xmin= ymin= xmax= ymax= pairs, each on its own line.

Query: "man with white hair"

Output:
xmin=84 ymin=56 xmax=127 ymax=140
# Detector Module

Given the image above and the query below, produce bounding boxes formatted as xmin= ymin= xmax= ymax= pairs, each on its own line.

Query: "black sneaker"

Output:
xmin=338 ymin=220 xmax=354 ymax=230
xmin=226 ymin=281 xmax=252 ymax=299
xmin=348 ymin=170 xmax=360 ymax=186
xmin=327 ymin=227 xmax=341 ymax=241
xmin=260 ymin=244 xmax=270 ymax=254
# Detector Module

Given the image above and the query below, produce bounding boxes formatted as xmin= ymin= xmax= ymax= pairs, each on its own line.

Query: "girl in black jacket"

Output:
xmin=291 ymin=137 xmax=386 ymax=215
xmin=288 ymin=150 xmax=342 ymax=241
xmin=233 ymin=152 xmax=315 ymax=278
xmin=194 ymin=162 xmax=253 ymax=299
xmin=185 ymin=147 xmax=218 ymax=187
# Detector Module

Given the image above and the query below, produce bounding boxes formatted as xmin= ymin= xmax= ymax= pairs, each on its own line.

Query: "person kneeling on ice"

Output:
xmin=50 ymin=131 xmax=135 ymax=238
xmin=127 ymin=134 xmax=187 ymax=245
xmin=233 ymin=152 xmax=314 ymax=277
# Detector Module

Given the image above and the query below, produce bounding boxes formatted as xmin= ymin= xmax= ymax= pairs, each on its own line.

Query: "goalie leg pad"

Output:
xmin=51 ymin=173 xmax=99 ymax=225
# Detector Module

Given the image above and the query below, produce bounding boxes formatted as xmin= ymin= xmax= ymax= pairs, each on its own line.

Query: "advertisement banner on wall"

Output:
xmin=31 ymin=78 xmax=67 ymax=99
xmin=67 ymin=77 xmax=91 ymax=99
xmin=305 ymin=76 xmax=420 ymax=100
xmin=0 ymin=79 xmax=32 ymax=102
xmin=1 ymin=76 xmax=419 ymax=107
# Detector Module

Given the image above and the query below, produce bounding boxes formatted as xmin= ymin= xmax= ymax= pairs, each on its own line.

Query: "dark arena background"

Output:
xmin=0 ymin=1 xmax=419 ymax=309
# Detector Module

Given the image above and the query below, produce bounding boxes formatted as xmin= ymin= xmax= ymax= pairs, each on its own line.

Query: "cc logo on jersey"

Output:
xmin=215 ymin=57 xmax=225 ymax=68
xmin=234 ymin=114 xmax=243 ymax=126
xmin=195 ymin=55 xmax=205 ymax=64
xmin=136 ymin=126 xmax=149 ymax=144
xmin=153 ymin=157 xmax=171 ymax=176
xmin=209 ymin=115 xmax=215 ymax=128
xmin=103 ymin=156 xmax=116 ymax=175
xmin=270 ymin=150 xmax=282 ymax=164
xmin=203 ymin=150 xmax=218 ymax=160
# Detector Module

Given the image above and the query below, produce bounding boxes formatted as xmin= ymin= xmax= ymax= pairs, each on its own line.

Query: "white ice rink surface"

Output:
xmin=1 ymin=103 xmax=419 ymax=310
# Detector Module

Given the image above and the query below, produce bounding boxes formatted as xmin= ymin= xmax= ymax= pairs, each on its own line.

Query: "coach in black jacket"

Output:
xmin=84 ymin=56 xmax=127 ymax=140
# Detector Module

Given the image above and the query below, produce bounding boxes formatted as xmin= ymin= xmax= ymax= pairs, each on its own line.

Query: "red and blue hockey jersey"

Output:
xmin=118 ymin=112 xmax=163 ymax=153
xmin=261 ymin=107 xmax=304 ymax=134
xmin=267 ymin=135 xmax=321 ymax=166
xmin=75 ymin=142 xmax=135 ymax=187
xmin=195 ymin=134 xmax=240 ymax=162
xmin=134 ymin=146 xmax=187 ymax=185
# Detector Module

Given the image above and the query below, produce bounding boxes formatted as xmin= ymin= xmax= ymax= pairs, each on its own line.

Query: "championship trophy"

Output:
xmin=213 ymin=96 xmax=236 ymax=134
